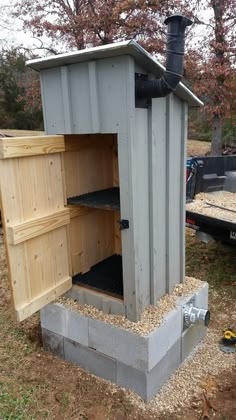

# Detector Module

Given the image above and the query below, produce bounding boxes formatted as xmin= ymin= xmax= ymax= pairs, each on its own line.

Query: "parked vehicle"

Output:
xmin=186 ymin=156 xmax=236 ymax=245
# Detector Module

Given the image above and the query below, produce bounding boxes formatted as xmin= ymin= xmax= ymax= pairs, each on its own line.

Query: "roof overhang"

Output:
xmin=27 ymin=40 xmax=203 ymax=107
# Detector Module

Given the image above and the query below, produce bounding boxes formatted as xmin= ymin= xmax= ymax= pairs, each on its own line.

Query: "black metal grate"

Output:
xmin=67 ymin=187 xmax=120 ymax=211
xmin=72 ymin=255 xmax=123 ymax=298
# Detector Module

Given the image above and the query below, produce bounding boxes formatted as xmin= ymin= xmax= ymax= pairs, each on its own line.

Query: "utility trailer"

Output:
xmin=186 ymin=156 xmax=236 ymax=245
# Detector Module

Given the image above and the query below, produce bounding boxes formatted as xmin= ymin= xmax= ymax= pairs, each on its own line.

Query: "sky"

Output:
xmin=0 ymin=0 xmax=213 ymax=57
xmin=0 ymin=0 xmax=52 ymax=52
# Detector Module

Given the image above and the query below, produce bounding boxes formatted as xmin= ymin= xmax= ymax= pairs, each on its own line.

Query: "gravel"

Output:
xmin=149 ymin=330 xmax=235 ymax=412
xmin=122 ymin=328 xmax=235 ymax=415
xmin=58 ymin=276 xmax=204 ymax=335
xmin=186 ymin=191 xmax=236 ymax=223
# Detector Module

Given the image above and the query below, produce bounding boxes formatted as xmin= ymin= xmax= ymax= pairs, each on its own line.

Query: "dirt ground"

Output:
xmin=0 ymin=231 xmax=236 ymax=419
xmin=0 ymin=139 xmax=235 ymax=419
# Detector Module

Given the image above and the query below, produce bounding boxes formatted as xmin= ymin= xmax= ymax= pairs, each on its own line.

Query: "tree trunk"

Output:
xmin=211 ymin=114 xmax=222 ymax=156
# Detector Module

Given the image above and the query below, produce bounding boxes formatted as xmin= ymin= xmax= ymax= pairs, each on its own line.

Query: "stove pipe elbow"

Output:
xmin=136 ymin=14 xmax=193 ymax=99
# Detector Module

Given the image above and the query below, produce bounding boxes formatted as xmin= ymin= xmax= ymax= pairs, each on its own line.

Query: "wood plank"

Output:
xmin=0 ymin=152 xmax=71 ymax=321
xmin=16 ymin=277 xmax=72 ymax=321
xmin=64 ymin=137 xmax=114 ymax=198
xmin=68 ymin=205 xmax=94 ymax=219
xmin=112 ymin=136 xmax=119 ymax=187
xmin=114 ymin=211 xmax=122 ymax=255
xmin=0 ymin=135 xmax=65 ymax=159
xmin=69 ymin=209 xmax=115 ymax=276
xmin=7 ymin=208 xmax=70 ymax=245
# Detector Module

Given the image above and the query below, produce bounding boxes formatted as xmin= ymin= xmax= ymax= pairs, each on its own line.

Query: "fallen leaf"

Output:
xmin=201 ymin=393 xmax=211 ymax=420
xmin=201 ymin=376 xmax=218 ymax=394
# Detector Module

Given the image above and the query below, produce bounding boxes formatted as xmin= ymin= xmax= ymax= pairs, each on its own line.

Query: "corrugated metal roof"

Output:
xmin=27 ymin=40 xmax=203 ymax=107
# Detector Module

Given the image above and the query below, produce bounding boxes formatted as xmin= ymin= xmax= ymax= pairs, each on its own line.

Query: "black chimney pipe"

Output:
xmin=136 ymin=15 xmax=193 ymax=99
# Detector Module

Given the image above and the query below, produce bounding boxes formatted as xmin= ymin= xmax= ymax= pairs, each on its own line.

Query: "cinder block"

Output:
xmin=40 ymin=303 xmax=89 ymax=346
xmin=88 ymin=318 xmax=148 ymax=370
xmin=65 ymin=287 xmax=86 ymax=305
xmin=194 ymin=282 xmax=208 ymax=310
xmin=116 ymin=338 xmax=182 ymax=401
xmin=148 ymin=307 xmax=182 ymax=371
xmin=64 ymin=338 xmax=116 ymax=382
xmin=147 ymin=338 xmax=181 ymax=401
xmin=176 ymin=292 xmax=195 ymax=308
xmin=40 ymin=304 xmax=64 ymax=333
xmin=66 ymin=286 xmax=126 ymax=316
xmin=116 ymin=361 xmax=147 ymax=399
xmin=181 ymin=324 xmax=206 ymax=362
xmin=41 ymin=328 xmax=64 ymax=358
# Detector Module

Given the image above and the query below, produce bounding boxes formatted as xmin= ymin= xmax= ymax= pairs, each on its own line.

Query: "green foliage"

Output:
xmin=188 ymin=107 xmax=236 ymax=146
xmin=222 ymin=120 xmax=236 ymax=146
xmin=188 ymin=108 xmax=211 ymax=142
xmin=0 ymin=48 xmax=43 ymax=130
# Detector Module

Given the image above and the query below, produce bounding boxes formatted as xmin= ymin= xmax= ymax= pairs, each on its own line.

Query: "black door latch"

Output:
xmin=117 ymin=219 xmax=129 ymax=230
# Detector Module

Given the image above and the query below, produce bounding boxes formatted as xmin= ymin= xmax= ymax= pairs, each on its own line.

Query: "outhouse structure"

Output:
xmin=0 ymin=20 xmax=209 ymax=400
xmin=0 ymin=41 xmax=203 ymax=322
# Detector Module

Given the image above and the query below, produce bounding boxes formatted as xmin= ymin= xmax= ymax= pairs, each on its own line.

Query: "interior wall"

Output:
xmin=63 ymin=134 xmax=121 ymax=276
xmin=64 ymin=134 xmax=117 ymax=198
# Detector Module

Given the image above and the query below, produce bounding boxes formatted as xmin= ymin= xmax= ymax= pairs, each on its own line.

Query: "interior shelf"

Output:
xmin=67 ymin=187 xmax=120 ymax=211
xmin=72 ymin=254 xmax=123 ymax=298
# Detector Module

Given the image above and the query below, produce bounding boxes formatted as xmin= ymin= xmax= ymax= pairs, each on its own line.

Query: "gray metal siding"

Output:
xmin=117 ymin=57 xmax=151 ymax=321
xmin=180 ymin=102 xmax=188 ymax=283
xmin=96 ymin=57 xmax=132 ymax=133
xmin=68 ymin=62 xmax=91 ymax=133
xmin=28 ymin=40 xmax=202 ymax=107
xmin=166 ymin=94 xmax=182 ymax=292
xmin=39 ymin=52 xmax=187 ymax=321
xmin=41 ymin=68 xmax=65 ymax=134
xmin=150 ymin=94 xmax=186 ymax=302
xmin=150 ymin=97 xmax=167 ymax=303
xmin=42 ymin=56 xmax=134 ymax=135
xmin=131 ymin=109 xmax=150 ymax=313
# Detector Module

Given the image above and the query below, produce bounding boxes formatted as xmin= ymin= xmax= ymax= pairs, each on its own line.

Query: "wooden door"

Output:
xmin=0 ymin=135 xmax=71 ymax=321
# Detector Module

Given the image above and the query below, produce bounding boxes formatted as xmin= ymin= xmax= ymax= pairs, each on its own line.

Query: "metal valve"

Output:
xmin=183 ymin=305 xmax=210 ymax=327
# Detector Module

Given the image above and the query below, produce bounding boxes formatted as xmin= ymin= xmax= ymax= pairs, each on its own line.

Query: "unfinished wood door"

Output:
xmin=0 ymin=135 xmax=71 ymax=321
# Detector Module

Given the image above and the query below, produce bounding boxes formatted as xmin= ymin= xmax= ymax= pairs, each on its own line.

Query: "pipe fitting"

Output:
xmin=183 ymin=305 xmax=210 ymax=327
xmin=135 ymin=14 xmax=193 ymax=99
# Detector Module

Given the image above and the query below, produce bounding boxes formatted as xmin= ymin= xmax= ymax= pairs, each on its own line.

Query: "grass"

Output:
xmin=187 ymin=139 xmax=211 ymax=156
xmin=186 ymin=230 xmax=236 ymax=292
xmin=0 ymin=311 xmax=41 ymax=419
xmin=0 ymin=384 xmax=37 ymax=420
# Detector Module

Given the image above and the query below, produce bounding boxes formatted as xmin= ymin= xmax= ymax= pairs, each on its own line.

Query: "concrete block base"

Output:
xmin=40 ymin=283 xmax=208 ymax=401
